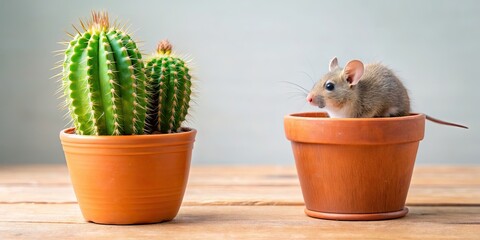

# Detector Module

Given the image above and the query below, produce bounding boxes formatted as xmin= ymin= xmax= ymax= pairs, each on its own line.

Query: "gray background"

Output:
xmin=0 ymin=0 xmax=478 ymax=165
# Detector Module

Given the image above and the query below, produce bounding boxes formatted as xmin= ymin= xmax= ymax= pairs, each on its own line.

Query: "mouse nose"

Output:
xmin=306 ymin=94 xmax=313 ymax=103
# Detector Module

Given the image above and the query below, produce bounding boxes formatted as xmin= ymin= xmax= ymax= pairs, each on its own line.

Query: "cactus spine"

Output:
xmin=61 ymin=12 xmax=148 ymax=135
xmin=145 ymin=40 xmax=192 ymax=133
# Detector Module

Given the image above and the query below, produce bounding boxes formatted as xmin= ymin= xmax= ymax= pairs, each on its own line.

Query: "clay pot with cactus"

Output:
xmin=57 ymin=11 xmax=196 ymax=225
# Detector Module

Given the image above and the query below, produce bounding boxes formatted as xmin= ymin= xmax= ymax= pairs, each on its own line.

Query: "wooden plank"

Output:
xmin=1 ymin=165 xmax=479 ymax=205
xmin=1 ymin=184 xmax=480 ymax=206
xmin=411 ymin=165 xmax=480 ymax=186
xmin=0 ymin=165 xmax=70 ymax=184
xmin=1 ymin=165 xmax=479 ymax=239
xmin=0 ymin=204 xmax=479 ymax=239
xmin=2 ymin=165 xmax=480 ymax=186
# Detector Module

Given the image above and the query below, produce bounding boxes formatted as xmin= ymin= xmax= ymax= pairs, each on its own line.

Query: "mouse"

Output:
xmin=306 ymin=57 xmax=468 ymax=129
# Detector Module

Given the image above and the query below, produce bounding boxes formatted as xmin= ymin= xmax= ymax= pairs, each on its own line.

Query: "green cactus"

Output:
xmin=145 ymin=40 xmax=192 ymax=133
xmin=61 ymin=11 xmax=148 ymax=135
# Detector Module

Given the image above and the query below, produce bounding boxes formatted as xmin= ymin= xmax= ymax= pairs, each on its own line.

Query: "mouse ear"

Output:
xmin=329 ymin=57 xmax=339 ymax=71
xmin=344 ymin=60 xmax=364 ymax=85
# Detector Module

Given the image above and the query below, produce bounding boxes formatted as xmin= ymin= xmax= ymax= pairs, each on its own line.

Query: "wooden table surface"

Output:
xmin=0 ymin=165 xmax=479 ymax=239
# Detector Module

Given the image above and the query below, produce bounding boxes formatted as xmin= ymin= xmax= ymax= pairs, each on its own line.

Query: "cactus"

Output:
xmin=60 ymin=11 xmax=148 ymax=135
xmin=145 ymin=40 xmax=192 ymax=133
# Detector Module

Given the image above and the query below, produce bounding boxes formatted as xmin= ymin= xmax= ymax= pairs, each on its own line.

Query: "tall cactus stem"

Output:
xmin=60 ymin=11 xmax=147 ymax=135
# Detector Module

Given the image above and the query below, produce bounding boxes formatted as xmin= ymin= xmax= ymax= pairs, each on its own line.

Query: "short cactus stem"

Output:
xmin=145 ymin=40 xmax=192 ymax=134
xmin=60 ymin=11 xmax=147 ymax=135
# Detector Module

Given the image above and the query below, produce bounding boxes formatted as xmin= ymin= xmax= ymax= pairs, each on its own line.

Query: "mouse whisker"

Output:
xmin=282 ymin=91 xmax=310 ymax=103
xmin=297 ymin=71 xmax=316 ymax=85
xmin=279 ymin=81 xmax=310 ymax=94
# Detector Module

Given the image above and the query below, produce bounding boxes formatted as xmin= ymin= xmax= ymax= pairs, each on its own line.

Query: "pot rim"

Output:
xmin=285 ymin=112 xmax=425 ymax=122
xmin=60 ymin=127 xmax=197 ymax=146
xmin=61 ymin=127 xmax=196 ymax=138
xmin=284 ymin=112 xmax=425 ymax=145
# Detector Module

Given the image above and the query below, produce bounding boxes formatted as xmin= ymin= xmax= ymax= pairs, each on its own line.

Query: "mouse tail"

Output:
xmin=425 ymin=115 xmax=469 ymax=129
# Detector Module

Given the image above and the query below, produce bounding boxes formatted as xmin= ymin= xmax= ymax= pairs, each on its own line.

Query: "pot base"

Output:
xmin=304 ymin=207 xmax=408 ymax=221
xmin=87 ymin=218 xmax=173 ymax=225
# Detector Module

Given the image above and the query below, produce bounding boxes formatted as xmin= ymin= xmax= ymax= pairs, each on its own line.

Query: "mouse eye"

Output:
xmin=325 ymin=82 xmax=335 ymax=91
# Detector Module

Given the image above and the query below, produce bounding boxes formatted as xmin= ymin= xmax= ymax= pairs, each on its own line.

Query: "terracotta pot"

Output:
xmin=284 ymin=112 xmax=425 ymax=221
xmin=59 ymin=128 xmax=196 ymax=225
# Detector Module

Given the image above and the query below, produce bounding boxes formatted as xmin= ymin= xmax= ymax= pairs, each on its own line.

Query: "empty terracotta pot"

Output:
xmin=59 ymin=128 xmax=196 ymax=225
xmin=284 ymin=112 xmax=425 ymax=221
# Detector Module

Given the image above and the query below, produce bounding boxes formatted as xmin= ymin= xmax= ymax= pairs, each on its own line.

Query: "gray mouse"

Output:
xmin=306 ymin=57 xmax=468 ymax=129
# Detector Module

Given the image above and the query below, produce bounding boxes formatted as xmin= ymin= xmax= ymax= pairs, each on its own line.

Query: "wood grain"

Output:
xmin=0 ymin=165 xmax=479 ymax=239
xmin=0 ymin=204 xmax=479 ymax=239
xmin=1 ymin=165 xmax=479 ymax=205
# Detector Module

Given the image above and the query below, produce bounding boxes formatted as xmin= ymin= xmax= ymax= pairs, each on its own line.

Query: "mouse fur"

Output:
xmin=307 ymin=57 xmax=410 ymax=118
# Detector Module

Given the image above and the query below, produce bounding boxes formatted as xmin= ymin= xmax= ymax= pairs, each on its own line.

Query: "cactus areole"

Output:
xmin=145 ymin=40 xmax=193 ymax=134
xmin=62 ymin=11 xmax=148 ymax=135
